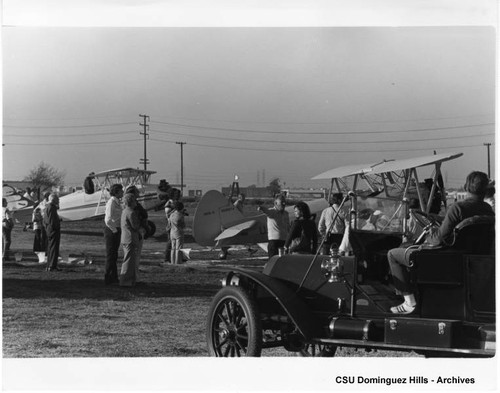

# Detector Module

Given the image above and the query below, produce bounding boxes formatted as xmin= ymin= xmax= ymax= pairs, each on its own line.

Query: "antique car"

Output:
xmin=204 ymin=154 xmax=495 ymax=357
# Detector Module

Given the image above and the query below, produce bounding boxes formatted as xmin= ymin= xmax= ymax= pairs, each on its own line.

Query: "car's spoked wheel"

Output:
xmin=298 ymin=343 xmax=337 ymax=357
xmin=207 ymin=286 xmax=262 ymax=357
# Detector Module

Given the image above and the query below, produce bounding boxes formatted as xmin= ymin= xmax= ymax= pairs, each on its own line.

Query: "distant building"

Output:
xmin=282 ymin=188 xmax=327 ymax=201
xmin=221 ymin=186 xmax=271 ymax=199
xmin=220 ymin=186 xmax=327 ymax=201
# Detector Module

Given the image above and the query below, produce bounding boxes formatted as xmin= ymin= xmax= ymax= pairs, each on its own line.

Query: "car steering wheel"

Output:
xmin=409 ymin=209 xmax=440 ymax=244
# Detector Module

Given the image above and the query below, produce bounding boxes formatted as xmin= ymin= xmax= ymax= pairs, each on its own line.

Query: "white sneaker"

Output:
xmin=390 ymin=302 xmax=416 ymax=314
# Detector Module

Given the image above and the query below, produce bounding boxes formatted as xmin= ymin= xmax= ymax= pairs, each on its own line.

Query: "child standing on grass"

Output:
xmin=169 ymin=201 xmax=185 ymax=265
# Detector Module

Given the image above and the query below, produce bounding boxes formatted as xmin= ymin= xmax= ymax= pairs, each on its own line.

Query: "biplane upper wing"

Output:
xmin=367 ymin=152 xmax=463 ymax=175
xmin=313 ymin=152 xmax=463 ymax=180
xmin=92 ymin=167 xmax=157 ymax=177
xmin=311 ymin=162 xmax=376 ymax=180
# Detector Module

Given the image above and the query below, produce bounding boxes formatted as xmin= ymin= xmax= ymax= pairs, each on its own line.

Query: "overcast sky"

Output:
xmin=2 ymin=0 xmax=496 ymax=194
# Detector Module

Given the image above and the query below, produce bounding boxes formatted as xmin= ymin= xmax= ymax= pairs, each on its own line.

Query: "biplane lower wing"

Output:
xmin=214 ymin=219 xmax=263 ymax=242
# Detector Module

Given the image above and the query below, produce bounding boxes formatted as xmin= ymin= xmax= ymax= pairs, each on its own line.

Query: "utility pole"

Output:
xmin=176 ymin=142 xmax=186 ymax=196
xmin=139 ymin=114 xmax=150 ymax=171
xmin=484 ymin=143 xmax=491 ymax=178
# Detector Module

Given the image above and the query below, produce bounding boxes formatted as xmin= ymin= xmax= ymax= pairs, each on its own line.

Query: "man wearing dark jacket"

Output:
xmin=387 ymin=171 xmax=494 ymax=314
xmin=44 ymin=194 xmax=61 ymax=271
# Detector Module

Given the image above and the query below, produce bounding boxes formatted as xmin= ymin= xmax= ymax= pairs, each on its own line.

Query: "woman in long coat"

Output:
xmin=119 ymin=193 xmax=141 ymax=287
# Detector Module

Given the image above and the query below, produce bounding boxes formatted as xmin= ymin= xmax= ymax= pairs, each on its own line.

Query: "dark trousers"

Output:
xmin=33 ymin=229 xmax=46 ymax=252
xmin=268 ymin=239 xmax=285 ymax=260
xmin=321 ymin=233 xmax=344 ymax=255
xmin=2 ymin=227 xmax=12 ymax=260
xmin=46 ymin=230 xmax=61 ymax=269
xmin=387 ymin=247 xmax=414 ymax=295
xmin=104 ymin=227 xmax=121 ymax=284
xmin=41 ymin=226 xmax=48 ymax=250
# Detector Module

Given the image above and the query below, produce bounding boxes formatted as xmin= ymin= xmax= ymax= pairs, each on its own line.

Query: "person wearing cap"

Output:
xmin=119 ymin=193 xmax=141 ymax=287
xmin=103 ymin=184 xmax=123 ymax=285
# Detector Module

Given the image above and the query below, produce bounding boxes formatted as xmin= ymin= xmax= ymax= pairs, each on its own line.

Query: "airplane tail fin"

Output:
xmin=2 ymin=184 xmax=36 ymax=211
xmin=2 ymin=184 xmax=37 ymax=224
xmin=192 ymin=190 xmax=243 ymax=247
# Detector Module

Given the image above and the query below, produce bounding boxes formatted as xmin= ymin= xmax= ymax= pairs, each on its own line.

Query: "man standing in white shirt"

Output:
xmin=318 ymin=193 xmax=347 ymax=255
xmin=258 ymin=194 xmax=290 ymax=259
xmin=103 ymin=184 xmax=123 ymax=285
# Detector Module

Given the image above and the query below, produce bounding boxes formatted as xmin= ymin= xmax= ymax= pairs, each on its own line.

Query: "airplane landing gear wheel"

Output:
xmin=207 ymin=286 xmax=262 ymax=357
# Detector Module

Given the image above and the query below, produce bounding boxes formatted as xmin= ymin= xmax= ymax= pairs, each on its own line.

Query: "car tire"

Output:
xmin=206 ymin=286 xmax=262 ymax=357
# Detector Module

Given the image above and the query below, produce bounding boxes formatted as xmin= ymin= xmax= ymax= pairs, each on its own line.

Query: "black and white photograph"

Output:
xmin=1 ymin=0 xmax=497 ymax=391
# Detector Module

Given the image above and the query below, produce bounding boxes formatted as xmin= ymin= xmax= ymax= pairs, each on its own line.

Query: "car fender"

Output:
xmin=222 ymin=267 xmax=323 ymax=340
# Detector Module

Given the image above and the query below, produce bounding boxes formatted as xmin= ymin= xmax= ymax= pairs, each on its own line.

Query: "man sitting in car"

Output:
xmin=387 ymin=171 xmax=494 ymax=314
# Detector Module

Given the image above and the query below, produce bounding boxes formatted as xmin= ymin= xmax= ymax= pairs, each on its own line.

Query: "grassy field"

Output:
xmin=3 ymin=208 xmax=417 ymax=358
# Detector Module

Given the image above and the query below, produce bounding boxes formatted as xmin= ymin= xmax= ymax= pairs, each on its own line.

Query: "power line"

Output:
xmin=3 ymin=121 xmax=138 ymax=129
xmin=151 ymin=113 xmax=494 ymax=125
xmin=150 ymin=128 xmax=494 ymax=145
xmin=3 ymin=114 xmax=138 ymax=121
xmin=5 ymin=139 xmax=142 ymax=146
xmin=150 ymin=120 xmax=493 ymax=136
xmin=3 ymin=131 xmax=138 ymax=138
xmin=6 ymin=127 xmax=491 ymax=144
xmin=149 ymin=137 xmax=492 ymax=153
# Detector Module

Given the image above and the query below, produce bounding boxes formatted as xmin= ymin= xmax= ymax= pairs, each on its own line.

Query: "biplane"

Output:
xmin=4 ymin=167 xmax=173 ymax=224
xmin=57 ymin=167 xmax=170 ymax=221
xmin=312 ymin=151 xmax=462 ymax=214
xmin=192 ymin=189 xmax=329 ymax=259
